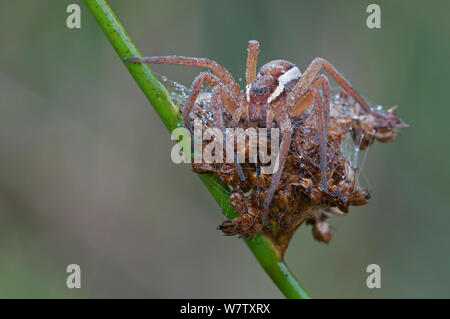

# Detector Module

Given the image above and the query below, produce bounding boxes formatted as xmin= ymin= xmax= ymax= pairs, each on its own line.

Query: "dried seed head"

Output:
xmin=190 ymin=87 xmax=404 ymax=247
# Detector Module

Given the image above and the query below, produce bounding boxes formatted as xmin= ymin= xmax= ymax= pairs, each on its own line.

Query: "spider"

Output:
xmin=125 ymin=40 xmax=397 ymax=222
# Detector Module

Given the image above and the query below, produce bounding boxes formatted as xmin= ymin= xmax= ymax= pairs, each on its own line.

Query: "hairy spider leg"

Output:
xmin=289 ymin=81 xmax=329 ymax=192
xmin=262 ymin=86 xmax=329 ymax=221
xmin=309 ymin=75 xmax=330 ymax=126
xmin=287 ymin=57 xmax=380 ymax=116
xmin=266 ymin=109 xmax=275 ymax=131
xmin=182 ymin=72 xmax=217 ymax=130
xmin=308 ymin=75 xmax=330 ymax=190
xmin=124 ymin=56 xmax=241 ymax=98
xmin=183 ymin=72 xmax=245 ymax=181
xmin=286 ymin=57 xmax=380 ymax=193
xmin=220 ymin=40 xmax=261 ymax=128
xmin=246 ymin=40 xmax=260 ymax=85
xmin=310 ymin=88 xmax=328 ymax=191
xmin=210 ymin=85 xmax=246 ymax=181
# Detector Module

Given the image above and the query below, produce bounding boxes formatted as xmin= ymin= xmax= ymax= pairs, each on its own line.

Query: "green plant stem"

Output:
xmin=84 ymin=0 xmax=310 ymax=299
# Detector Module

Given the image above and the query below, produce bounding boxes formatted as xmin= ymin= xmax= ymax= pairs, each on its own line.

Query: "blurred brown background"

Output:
xmin=0 ymin=0 xmax=449 ymax=298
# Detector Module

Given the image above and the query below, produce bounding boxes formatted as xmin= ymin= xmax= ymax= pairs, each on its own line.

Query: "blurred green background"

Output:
xmin=0 ymin=0 xmax=449 ymax=298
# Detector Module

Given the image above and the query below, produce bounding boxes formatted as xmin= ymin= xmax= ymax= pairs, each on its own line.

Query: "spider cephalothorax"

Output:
xmin=125 ymin=41 xmax=404 ymax=243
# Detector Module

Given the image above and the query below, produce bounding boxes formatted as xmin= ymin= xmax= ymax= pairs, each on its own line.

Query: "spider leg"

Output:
xmin=310 ymin=75 xmax=330 ymax=124
xmin=124 ymin=56 xmax=241 ymax=98
xmin=245 ymin=40 xmax=259 ymax=86
xmin=289 ymin=74 xmax=329 ymax=119
xmin=231 ymin=108 xmax=244 ymax=127
xmin=287 ymin=57 xmax=378 ymax=116
xmin=184 ymin=72 xmax=245 ymax=180
xmin=182 ymin=72 xmax=238 ymax=132
xmin=289 ymin=86 xmax=329 ymax=192
xmin=310 ymin=89 xmax=328 ymax=191
xmin=261 ymin=113 xmax=292 ymax=222
xmin=310 ymin=76 xmax=330 ymax=190
xmin=266 ymin=109 xmax=274 ymax=130
xmin=261 ymin=79 xmax=328 ymax=221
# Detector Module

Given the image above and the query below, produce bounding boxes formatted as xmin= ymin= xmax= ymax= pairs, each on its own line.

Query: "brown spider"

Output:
xmin=125 ymin=40 xmax=399 ymax=222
